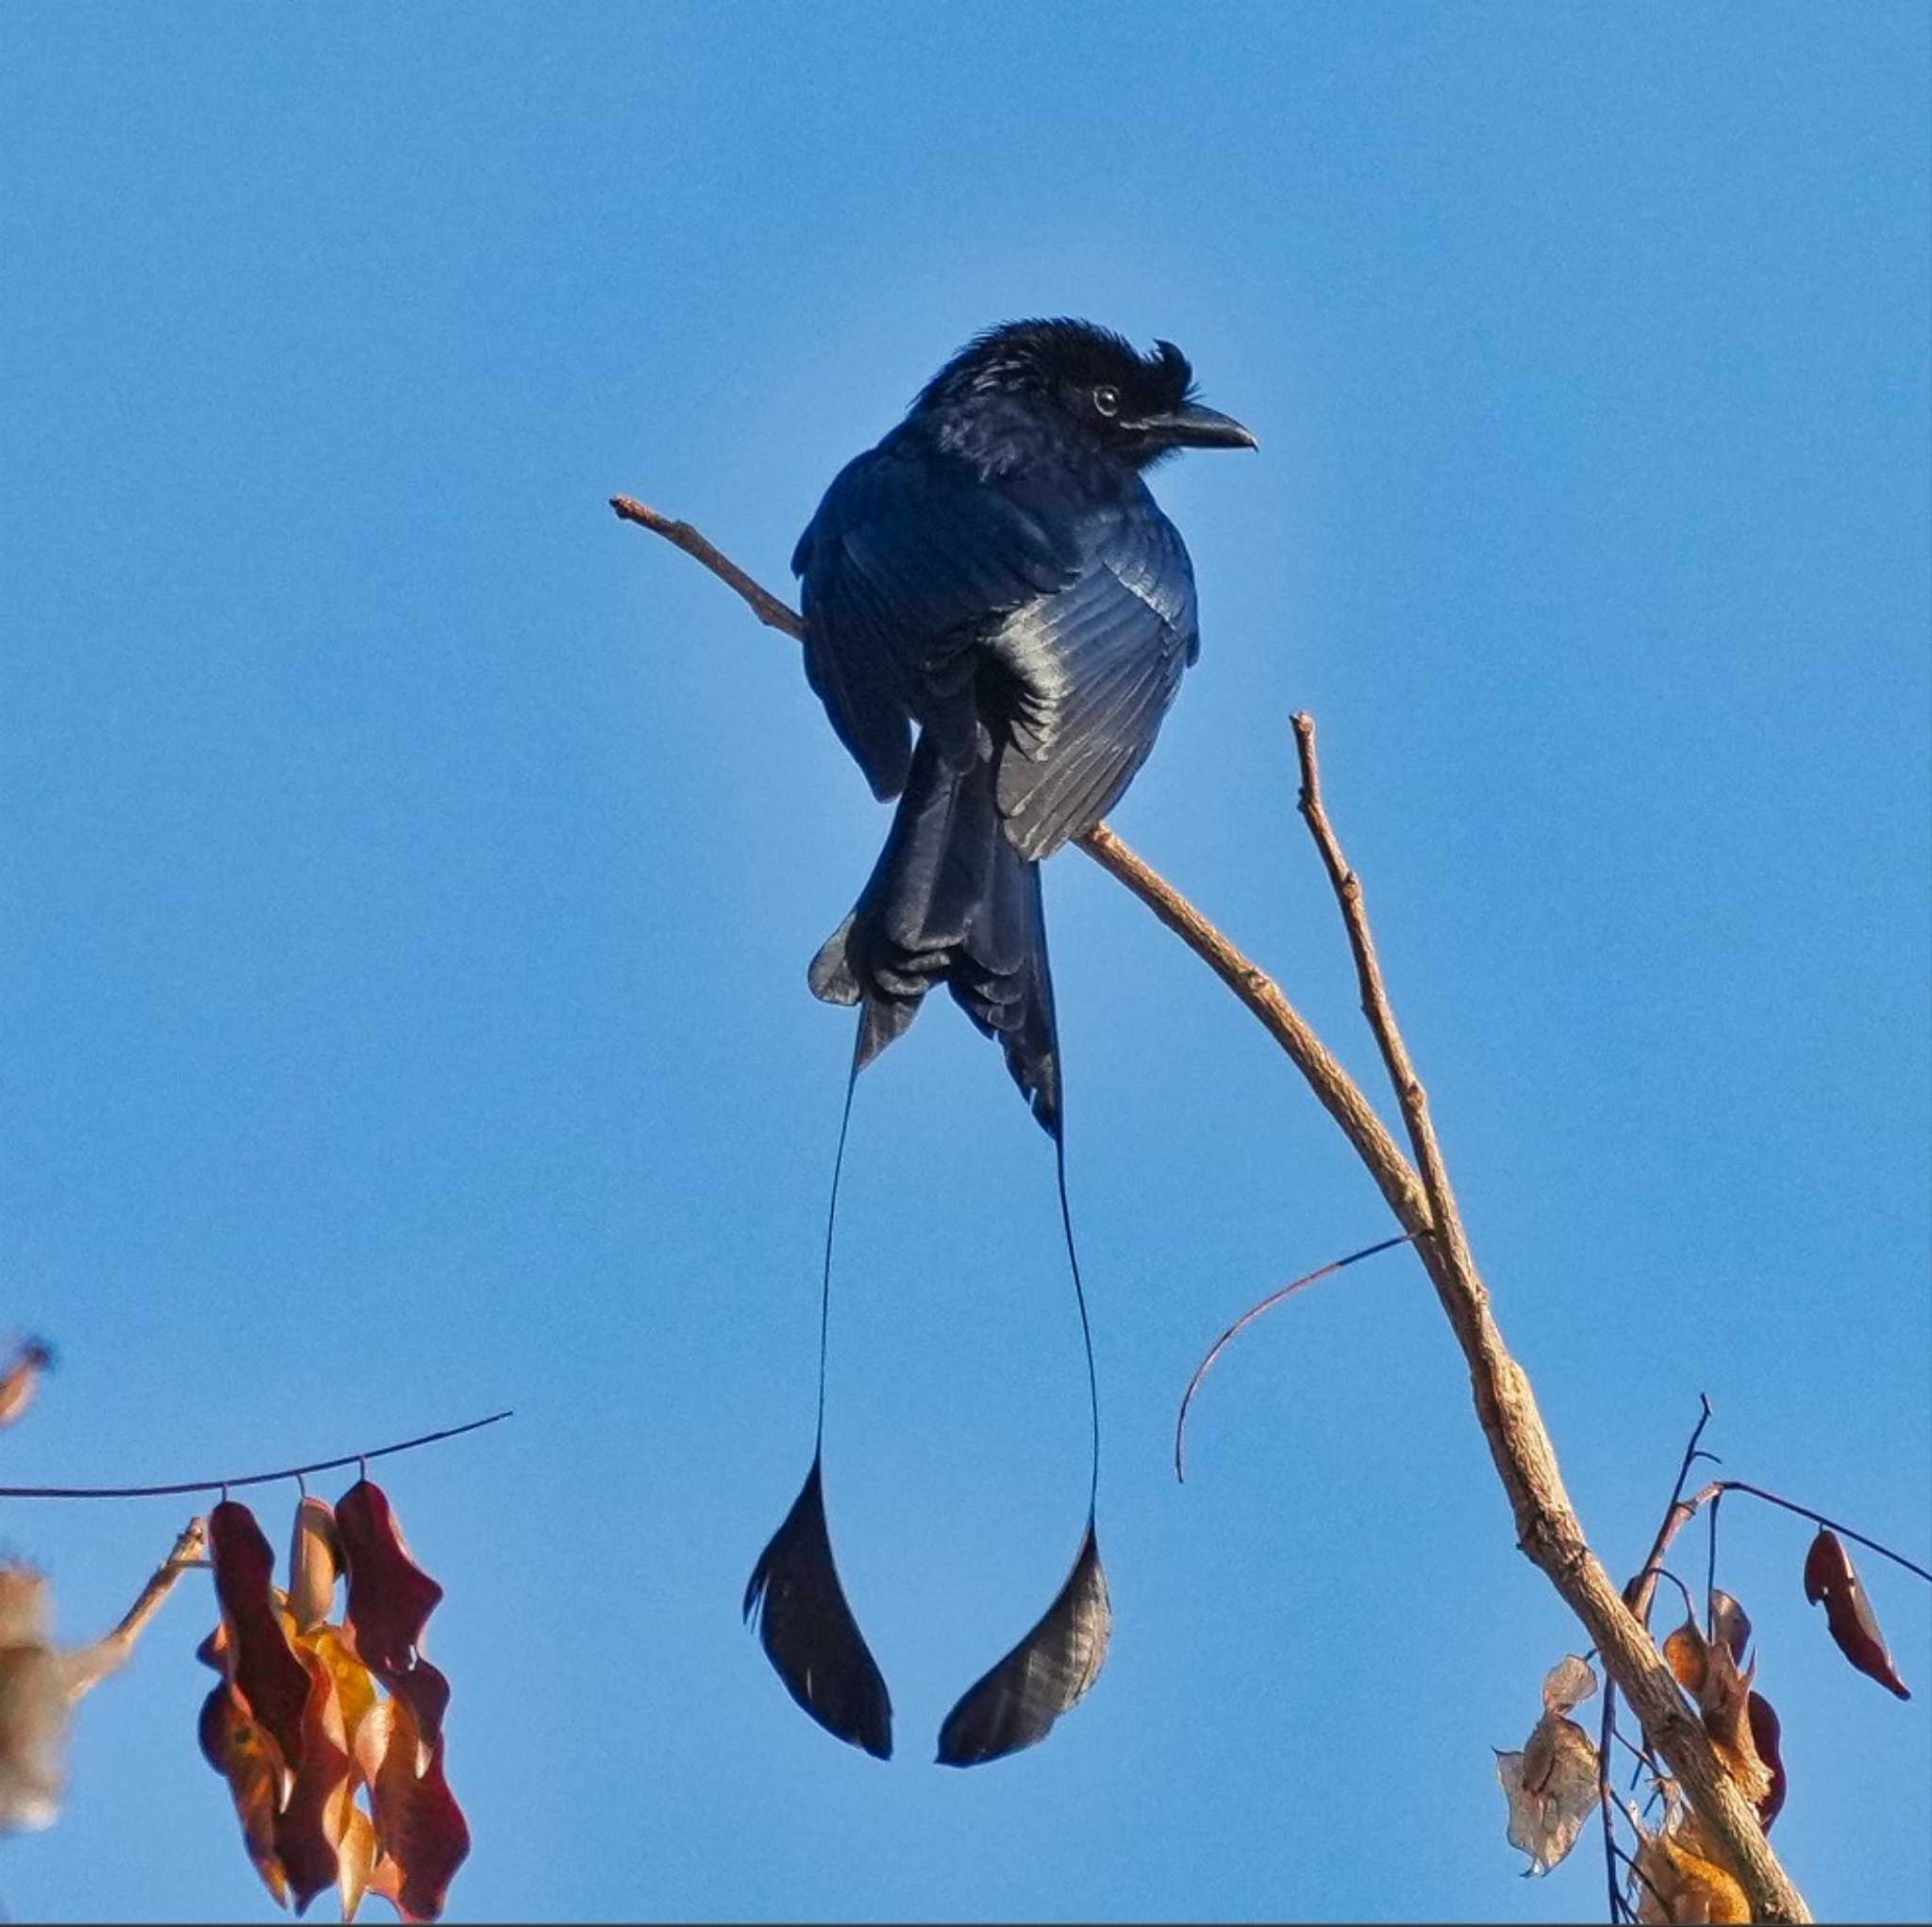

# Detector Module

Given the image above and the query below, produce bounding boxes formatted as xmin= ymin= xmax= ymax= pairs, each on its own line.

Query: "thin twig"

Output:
xmin=614 ymin=498 xmax=1813 ymax=1922
xmin=610 ymin=498 xmax=806 ymax=639
xmin=0 ymin=1408 xmax=513 ymax=1500
xmin=1715 ymin=1481 xmax=1932 ymax=1586
xmin=1174 ymin=1233 xmax=1412 ymax=1481
xmin=1604 ymin=1394 xmax=1718 ymax=1921
xmin=63 ymin=1518 xmax=208 ymax=1701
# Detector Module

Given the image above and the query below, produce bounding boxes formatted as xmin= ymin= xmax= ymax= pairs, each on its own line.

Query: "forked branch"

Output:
xmin=612 ymin=493 xmax=1811 ymax=1921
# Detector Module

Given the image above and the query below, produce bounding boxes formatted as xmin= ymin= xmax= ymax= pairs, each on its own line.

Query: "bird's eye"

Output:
xmin=1092 ymin=385 xmax=1121 ymax=418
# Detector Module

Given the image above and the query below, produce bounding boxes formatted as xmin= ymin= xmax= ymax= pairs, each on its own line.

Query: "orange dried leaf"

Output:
xmin=0 ymin=1339 xmax=53 ymax=1432
xmin=336 ymin=1482 xmax=444 ymax=1678
xmin=209 ymin=1501 xmax=315 ymax=1774
xmin=301 ymin=1625 xmax=381 ymax=1761
xmin=288 ymin=1498 xmax=341 ymax=1636
xmin=1663 ymin=1615 xmax=1707 ymax=1694
xmin=199 ymin=1681 xmax=291 ymax=1908
xmin=338 ymin=1804 xmax=379 ymax=1922
xmin=1634 ymin=1823 xmax=1752 ymax=1925
xmin=1803 ymin=1527 xmax=1910 ymax=1700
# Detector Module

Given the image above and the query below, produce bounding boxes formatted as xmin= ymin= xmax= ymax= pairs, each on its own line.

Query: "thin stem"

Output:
xmin=0 ymin=1409 xmax=513 ymax=1500
xmin=1626 ymin=1395 xmax=1718 ymax=1626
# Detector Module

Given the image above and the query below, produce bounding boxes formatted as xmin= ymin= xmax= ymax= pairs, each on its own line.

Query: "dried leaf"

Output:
xmin=275 ymin=1639 xmax=357 ymax=1915
xmin=367 ymin=1689 xmax=469 ymax=1923
xmin=288 ymin=1498 xmax=341 ymax=1636
xmin=1541 ymin=1653 xmax=1598 ymax=1715
xmin=1697 ymin=1639 xmax=1772 ymax=1808
xmin=1708 ymin=1589 xmax=1752 ymax=1664
xmin=1496 ymin=1717 xmax=1597 ymax=1874
xmin=1748 ymin=1689 xmax=1787 ymax=1830
xmin=1803 ymin=1527 xmax=1909 ymax=1699
xmin=1634 ymin=1819 xmax=1752 ymax=1924
xmin=199 ymin=1681 xmax=291 ymax=1907
xmin=0 ymin=1569 xmax=66 ymax=1833
xmin=0 ymin=1338 xmax=53 ymax=1431
xmin=936 ymin=1519 xmax=1111 ymax=1768
xmin=300 ymin=1625 xmax=381 ymax=1762
xmin=1663 ymin=1615 xmax=1707 ymax=1694
xmin=337 ymin=1804 xmax=378 ymax=1923
xmin=743 ymin=1454 xmax=892 ymax=1760
xmin=209 ymin=1500 xmax=315 ymax=1776
xmin=337 ymin=1481 xmax=444 ymax=1677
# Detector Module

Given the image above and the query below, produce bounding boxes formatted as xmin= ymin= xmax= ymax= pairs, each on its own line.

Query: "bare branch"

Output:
xmin=614 ymin=496 xmax=1813 ymax=1922
xmin=63 ymin=1518 xmax=208 ymax=1702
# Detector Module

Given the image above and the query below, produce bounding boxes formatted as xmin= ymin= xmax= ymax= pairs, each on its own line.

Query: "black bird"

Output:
xmin=744 ymin=318 xmax=1255 ymax=1767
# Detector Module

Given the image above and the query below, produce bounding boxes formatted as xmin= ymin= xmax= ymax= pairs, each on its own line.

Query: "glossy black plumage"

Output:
xmin=742 ymin=1454 xmax=892 ymax=1759
xmin=935 ymin=1518 xmax=1112 ymax=1768
xmin=794 ymin=318 xmax=1252 ymax=1135
xmin=747 ymin=320 xmax=1250 ymax=1769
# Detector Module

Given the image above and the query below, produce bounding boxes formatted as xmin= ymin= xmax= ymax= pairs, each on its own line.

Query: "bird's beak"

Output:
xmin=1135 ymin=403 xmax=1258 ymax=451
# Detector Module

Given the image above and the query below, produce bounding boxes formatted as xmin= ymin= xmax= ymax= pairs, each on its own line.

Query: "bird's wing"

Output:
xmin=793 ymin=437 xmax=1080 ymax=800
xmin=988 ymin=493 xmax=1199 ymax=861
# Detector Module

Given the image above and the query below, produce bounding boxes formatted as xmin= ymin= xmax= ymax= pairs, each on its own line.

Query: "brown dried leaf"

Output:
xmin=0 ymin=1339 xmax=53 ymax=1432
xmin=1541 ymin=1653 xmax=1598 ymax=1715
xmin=198 ymin=1681 xmax=291 ymax=1907
xmin=1696 ymin=1639 xmax=1772 ymax=1807
xmin=336 ymin=1481 xmax=444 ymax=1678
xmin=288 ymin=1498 xmax=341 ymax=1636
xmin=0 ymin=1568 xmax=66 ymax=1834
xmin=1496 ymin=1716 xmax=1597 ymax=1874
xmin=1708 ymin=1589 xmax=1752 ymax=1664
xmin=1803 ymin=1527 xmax=1910 ymax=1699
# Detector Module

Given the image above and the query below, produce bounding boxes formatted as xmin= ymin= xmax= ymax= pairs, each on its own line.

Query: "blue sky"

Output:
xmin=2 ymin=3 xmax=1926 ymax=1920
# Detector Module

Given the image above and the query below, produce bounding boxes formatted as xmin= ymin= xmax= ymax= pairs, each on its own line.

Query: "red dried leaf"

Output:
xmin=387 ymin=1655 xmax=452 ymax=1753
xmin=209 ymin=1500 xmax=315 ymax=1774
xmin=275 ymin=1640 xmax=356 ymax=1915
xmin=1749 ymin=1690 xmax=1787 ymax=1830
xmin=337 ymin=1481 xmax=444 ymax=1677
xmin=368 ymin=1690 xmax=469 ymax=1923
xmin=198 ymin=1681 xmax=291 ymax=1907
xmin=1803 ymin=1528 xmax=1910 ymax=1700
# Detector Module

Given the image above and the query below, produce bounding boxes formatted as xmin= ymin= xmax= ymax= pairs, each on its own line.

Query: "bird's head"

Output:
xmin=914 ymin=318 xmax=1257 ymax=468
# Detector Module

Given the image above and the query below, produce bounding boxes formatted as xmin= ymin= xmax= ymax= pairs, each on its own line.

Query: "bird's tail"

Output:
xmin=808 ymin=736 xmax=1060 ymax=1137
